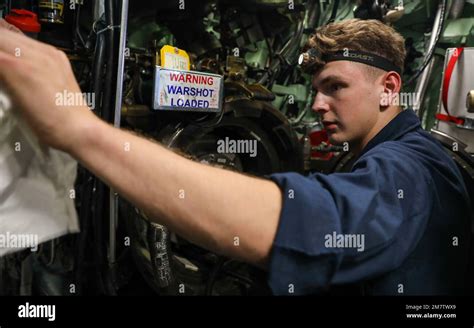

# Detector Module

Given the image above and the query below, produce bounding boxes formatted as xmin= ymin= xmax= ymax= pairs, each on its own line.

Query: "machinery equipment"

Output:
xmin=0 ymin=0 xmax=473 ymax=295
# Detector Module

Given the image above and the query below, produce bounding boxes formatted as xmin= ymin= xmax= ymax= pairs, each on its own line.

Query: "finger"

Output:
xmin=0 ymin=27 xmax=46 ymax=60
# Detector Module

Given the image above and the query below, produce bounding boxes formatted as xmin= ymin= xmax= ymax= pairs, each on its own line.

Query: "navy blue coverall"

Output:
xmin=268 ymin=109 xmax=472 ymax=295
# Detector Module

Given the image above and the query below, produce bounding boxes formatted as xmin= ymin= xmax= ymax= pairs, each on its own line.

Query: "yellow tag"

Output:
xmin=160 ymin=45 xmax=190 ymax=71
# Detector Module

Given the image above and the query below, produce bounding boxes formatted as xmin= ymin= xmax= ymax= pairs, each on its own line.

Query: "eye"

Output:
xmin=331 ymin=83 xmax=343 ymax=92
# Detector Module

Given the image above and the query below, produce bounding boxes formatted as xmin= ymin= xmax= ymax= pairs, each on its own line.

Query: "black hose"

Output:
xmin=190 ymin=105 xmax=226 ymax=128
xmin=102 ymin=0 xmax=117 ymax=123
xmin=258 ymin=20 xmax=304 ymax=86
xmin=72 ymin=11 xmax=109 ymax=295
xmin=326 ymin=0 xmax=340 ymax=24
xmin=205 ymin=257 xmax=226 ymax=295
xmin=73 ymin=170 xmax=94 ymax=295
xmin=93 ymin=178 xmax=111 ymax=294
xmin=307 ymin=0 xmax=320 ymax=30
xmin=74 ymin=2 xmax=87 ymax=49
xmin=89 ymin=0 xmax=118 ymax=295
xmin=92 ymin=31 xmax=106 ymax=116
xmin=221 ymin=269 xmax=254 ymax=286
xmin=406 ymin=0 xmax=447 ymax=86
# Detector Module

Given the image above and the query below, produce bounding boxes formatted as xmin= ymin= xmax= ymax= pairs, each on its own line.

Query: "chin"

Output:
xmin=328 ymin=133 xmax=345 ymax=146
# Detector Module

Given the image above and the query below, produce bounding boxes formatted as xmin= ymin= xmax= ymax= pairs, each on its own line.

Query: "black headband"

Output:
xmin=322 ymin=50 xmax=402 ymax=75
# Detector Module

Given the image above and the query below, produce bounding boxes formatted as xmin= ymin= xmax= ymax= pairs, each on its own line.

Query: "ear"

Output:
xmin=379 ymin=71 xmax=402 ymax=108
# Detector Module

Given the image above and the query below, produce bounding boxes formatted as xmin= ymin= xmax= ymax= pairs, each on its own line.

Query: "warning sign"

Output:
xmin=153 ymin=67 xmax=223 ymax=113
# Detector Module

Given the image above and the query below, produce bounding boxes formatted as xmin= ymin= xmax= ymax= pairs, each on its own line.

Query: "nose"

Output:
xmin=312 ymin=91 xmax=330 ymax=114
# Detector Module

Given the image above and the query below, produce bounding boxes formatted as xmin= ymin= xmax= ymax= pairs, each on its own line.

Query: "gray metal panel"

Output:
xmin=436 ymin=47 xmax=474 ymax=152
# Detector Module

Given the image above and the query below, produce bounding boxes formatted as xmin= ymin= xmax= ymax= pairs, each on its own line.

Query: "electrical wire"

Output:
xmin=205 ymin=258 xmax=256 ymax=295
xmin=326 ymin=0 xmax=340 ymax=24
xmin=406 ymin=0 xmax=448 ymax=86
xmin=190 ymin=105 xmax=226 ymax=128
xmin=205 ymin=257 xmax=226 ymax=295
xmin=74 ymin=3 xmax=87 ymax=49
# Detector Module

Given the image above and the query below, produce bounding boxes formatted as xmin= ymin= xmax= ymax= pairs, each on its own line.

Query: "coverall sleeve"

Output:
xmin=267 ymin=144 xmax=434 ymax=295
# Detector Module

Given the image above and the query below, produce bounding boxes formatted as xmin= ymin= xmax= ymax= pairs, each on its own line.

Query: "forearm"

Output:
xmin=69 ymin=115 xmax=283 ymax=266
xmin=0 ymin=26 xmax=281 ymax=266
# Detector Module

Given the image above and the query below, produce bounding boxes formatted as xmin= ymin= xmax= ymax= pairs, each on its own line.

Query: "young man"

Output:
xmin=0 ymin=18 xmax=471 ymax=295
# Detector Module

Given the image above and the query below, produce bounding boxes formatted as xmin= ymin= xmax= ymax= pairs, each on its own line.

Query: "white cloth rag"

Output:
xmin=0 ymin=89 xmax=79 ymax=257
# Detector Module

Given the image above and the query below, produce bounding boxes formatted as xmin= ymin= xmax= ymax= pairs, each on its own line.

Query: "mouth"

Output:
xmin=322 ymin=120 xmax=338 ymax=130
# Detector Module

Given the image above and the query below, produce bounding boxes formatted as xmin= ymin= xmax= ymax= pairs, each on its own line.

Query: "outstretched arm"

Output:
xmin=72 ymin=119 xmax=283 ymax=267
xmin=0 ymin=26 xmax=282 ymax=267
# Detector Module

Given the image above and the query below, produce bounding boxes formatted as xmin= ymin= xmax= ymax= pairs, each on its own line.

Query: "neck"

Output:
xmin=351 ymin=106 xmax=402 ymax=156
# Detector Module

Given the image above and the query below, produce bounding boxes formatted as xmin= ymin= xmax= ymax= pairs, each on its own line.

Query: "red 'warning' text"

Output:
xmin=169 ymin=73 xmax=214 ymax=86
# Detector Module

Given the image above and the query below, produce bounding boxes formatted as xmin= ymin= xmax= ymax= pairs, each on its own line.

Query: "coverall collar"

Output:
xmin=359 ymin=109 xmax=421 ymax=157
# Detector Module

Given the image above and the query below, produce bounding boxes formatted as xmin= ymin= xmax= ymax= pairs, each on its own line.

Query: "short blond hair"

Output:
xmin=304 ymin=19 xmax=406 ymax=76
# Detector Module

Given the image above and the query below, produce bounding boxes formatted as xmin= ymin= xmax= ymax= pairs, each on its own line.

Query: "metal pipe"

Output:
xmin=449 ymin=0 xmax=465 ymax=19
xmin=92 ymin=32 xmax=105 ymax=114
xmin=109 ymin=0 xmax=129 ymax=268
xmin=413 ymin=55 xmax=436 ymax=115
xmin=305 ymin=0 xmax=320 ymax=30
xmin=93 ymin=0 xmax=105 ymax=21
xmin=413 ymin=1 xmax=445 ymax=115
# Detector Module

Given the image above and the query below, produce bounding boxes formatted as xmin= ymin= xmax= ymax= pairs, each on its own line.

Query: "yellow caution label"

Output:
xmin=160 ymin=45 xmax=190 ymax=71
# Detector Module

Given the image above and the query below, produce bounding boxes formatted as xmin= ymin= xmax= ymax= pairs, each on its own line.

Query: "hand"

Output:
xmin=0 ymin=19 xmax=22 ymax=34
xmin=0 ymin=26 xmax=97 ymax=152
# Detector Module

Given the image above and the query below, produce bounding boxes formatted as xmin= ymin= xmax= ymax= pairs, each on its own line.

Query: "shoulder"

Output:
xmin=355 ymin=137 xmax=429 ymax=173
xmin=356 ymin=130 xmax=462 ymax=189
xmin=361 ymin=127 xmax=451 ymax=164
xmin=352 ymin=135 xmax=436 ymax=188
